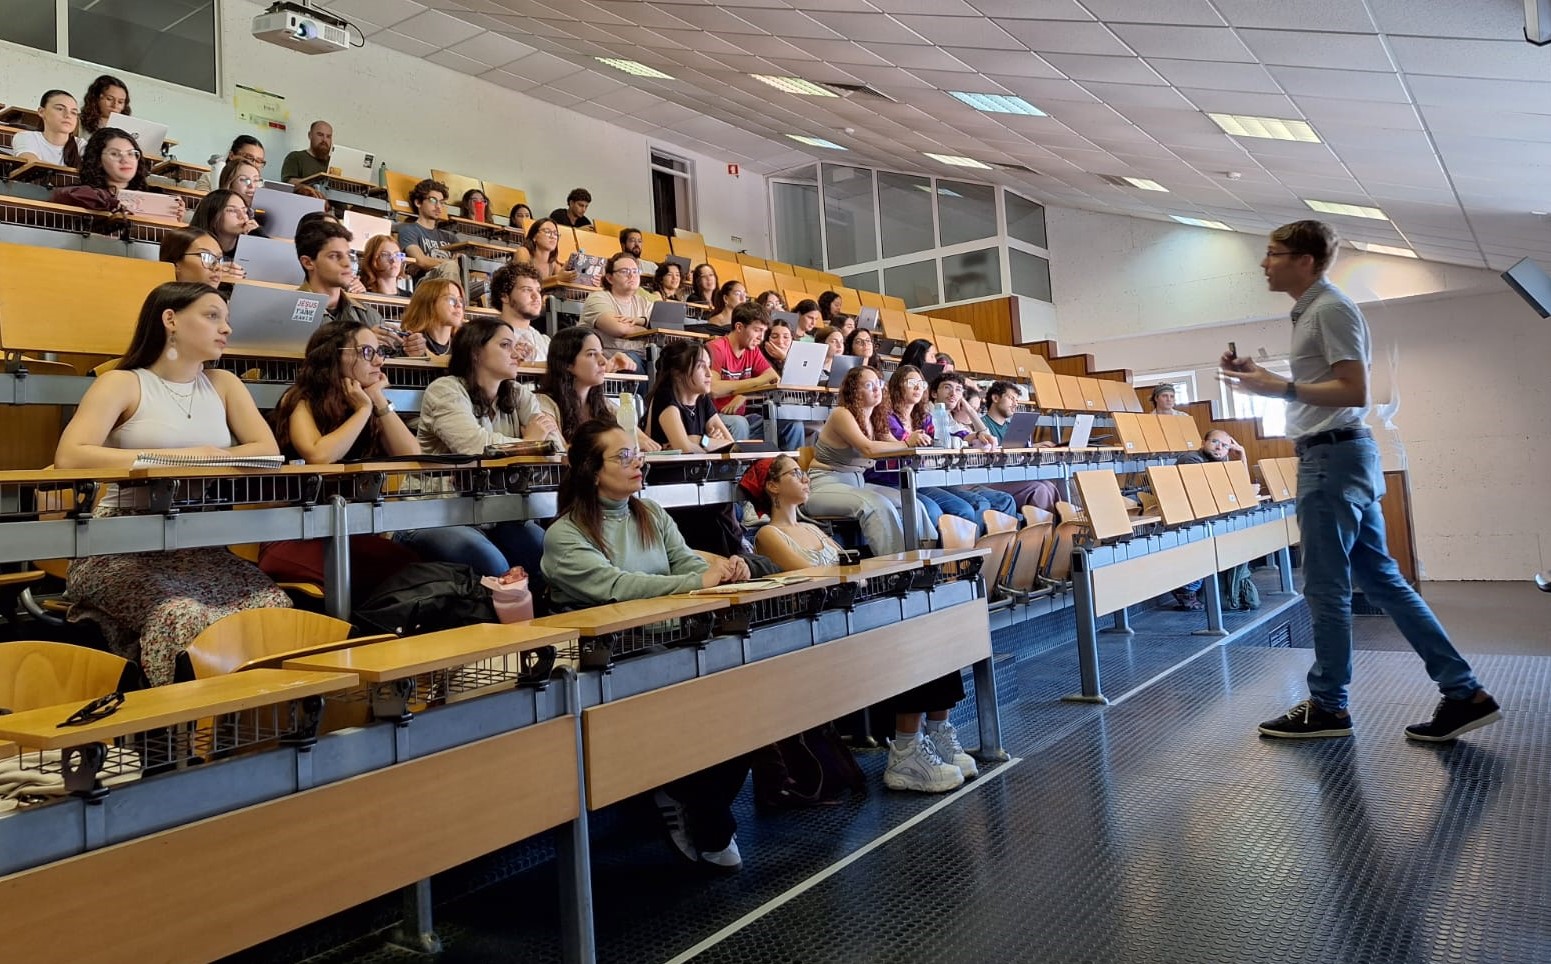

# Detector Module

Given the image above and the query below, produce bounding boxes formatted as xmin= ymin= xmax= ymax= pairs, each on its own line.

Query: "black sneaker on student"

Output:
xmin=1258 ymin=699 xmax=1353 ymax=739
xmin=1405 ymin=694 xmax=1502 ymax=743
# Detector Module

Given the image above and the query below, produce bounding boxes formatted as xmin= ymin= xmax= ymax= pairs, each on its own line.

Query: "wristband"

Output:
xmin=1282 ymin=381 xmax=1298 ymax=402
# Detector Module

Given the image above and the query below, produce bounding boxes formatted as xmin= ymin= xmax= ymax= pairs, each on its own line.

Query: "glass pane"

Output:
xmin=1006 ymin=191 xmax=1048 ymax=248
xmin=942 ymin=248 xmax=1001 ymax=303
xmin=0 ymin=0 xmax=56 ymax=52
xmin=821 ymin=164 xmax=877 ymax=269
xmin=841 ymin=269 xmax=879 ymax=293
xmin=936 ymin=180 xmax=996 ymax=247
xmin=883 ymin=259 xmax=940 ymax=310
xmin=1009 ymin=248 xmax=1053 ymax=303
xmin=877 ymin=171 xmax=934 ymax=259
xmin=69 ymin=0 xmax=218 ymax=94
xmin=773 ymin=179 xmax=822 ymax=269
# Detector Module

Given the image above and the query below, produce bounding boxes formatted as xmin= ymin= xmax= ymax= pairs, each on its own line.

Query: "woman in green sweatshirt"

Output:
xmin=542 ymin=419 xmax=750 ymax=869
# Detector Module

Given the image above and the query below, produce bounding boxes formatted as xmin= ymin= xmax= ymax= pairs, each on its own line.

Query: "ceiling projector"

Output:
xmin=253 ymin=1 xmax=350 ymax=54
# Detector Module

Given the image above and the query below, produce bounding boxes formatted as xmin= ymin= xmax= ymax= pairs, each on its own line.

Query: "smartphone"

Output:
xmin=1227 ymin=341 xmax=1238 ymax=359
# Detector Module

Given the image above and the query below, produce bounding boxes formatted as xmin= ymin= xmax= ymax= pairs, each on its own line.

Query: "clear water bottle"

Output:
xmin=931 ymin=402 xmax=949 ymax=447
xmin=616 ymin=392 xmax=638 ymax=436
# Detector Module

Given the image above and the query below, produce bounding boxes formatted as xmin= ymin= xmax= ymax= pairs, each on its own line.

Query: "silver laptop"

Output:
xmin=827 ymin=353 xmax=863 ymax=389
xmin=225 ymin=284 xmax=326 ymax=356
xmin=855 ymin=306 xmax=880 ymax=330
xmin=252 ymin=186 xmax=324 ymax=240
xmin=1066 ymin=413 xmax=1096 ymax=450
xmin=328 ymin=145 xmax=376 ymax=180
xmin=234 ymin=234 xmax=304 ymax=285
xmin=107 ymin=112 xmax=169 ymax=158
xmin=342 ymin=211 xmax=392 ymax=250
xmin=781 ymin=341 xmax=829 ymax=388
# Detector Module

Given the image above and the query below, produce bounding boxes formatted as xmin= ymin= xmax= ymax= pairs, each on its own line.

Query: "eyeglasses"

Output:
xmin=378 ymin=251 xmax=406 ymax=263
xmin=233 ymin=176 xmax=260 ymax=188
xmin=538 ymin=228 xmax=559 ymax=237
xmin=424 ymin=197 xmax=445 ymax=207
xmin=860 ymin=381 xmax=883 ymax=392
xmin=185 ymin=250 xmax=222 ymax=268
xmin=236 ymin=154 xmax=265 ymax=167
xmin=443 ymin=297 xmax=465 ymax=308
xmin=612 ymin=267 xmax=641 ymax=276
xmin=342 ymin=345 xmax=393 ymax=361
xmin=103 ymin=149 xmax=141 ymax=162
xmin=1264 ymin=249 xmax=1300 ymax=259
xmin=778 ymin=468 xmax=810 ymax=483
xmin=57 ymin=691 xmax=124 ymax=728
xmin=905 ymin=378 xmax=926 ymax=389
xmin=608 ymin=448 xmax=644 ymax=466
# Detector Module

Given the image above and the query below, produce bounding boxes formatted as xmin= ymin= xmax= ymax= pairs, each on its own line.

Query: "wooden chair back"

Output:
xmin=383 ymin=169 xmax=423 ymax=218
xmin=1098 ymin=379 xmax=1134 ymax=414
xmin=1055 ymin=374 xmax=1087 ymax=411
xmin=181 ymin=609 xmax=358 ymax=679
xmin=735 ymin=252 xmax=767 ymax=269
xmin=481 ymin=181 xmax=527 ymax=223
xmin=1225 ymin=459 xmax=1262 ymax=508
xmin=1200 ymin=461 xmax=1244 ymax=515
xmin=0 ymin=642 xmax=130 ymax=714
xmin=709 ymin=257 xmax=745 ymax=289
xmin=1072 ymin=470 xmax=1135 ymax=542
xmin=430 ymin=169 xmax=485 ymax=217
xmin=1045 ymin=522 xmax=1083 ymax=582
xmin=1175 ymin=462 xmax=1220 ymax=519
xmin=1021 ymin=505 xmax=1054 ymax=528
xmin=977 ymin=530 xmax=1017 ymax=595
xmin=1003 ymin=523 xmax=1051 ymax=594
xmin=936 ymin=514 xmax=980 ymax=551
xmin=1145 ymin=465 xmax=1198 ymax=525
xmin=1158 ymin=415 xmax=1192 ymax=452
xmin=0 ymin=244 xmax=174 ymax=356
xmin=982 ymin=509 xmax=1019 ymax=534
xmin=857 ymin=289 xmax=886 ymax=309
xmin=1138 ymin=414 xmax=1170 ymax=453
xmin=988 ymin=343 xmax=1019 ymax=378
xmin=672 ymin=236 xmax=707 ymax=265
xmin=1259 ymin=458 xmax=1292 ymax=501
xmin=742 ymin=266 xmax=777 ymax=296
xmin=880 ymin=308 xmax=910 ymax=341
xmin=639 ymin=231 xmax=672 ymax=265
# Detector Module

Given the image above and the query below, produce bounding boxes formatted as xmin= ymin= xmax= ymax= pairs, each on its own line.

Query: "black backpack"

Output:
xmin=752 ymin=722 xmax=867 ymax=810
xmin=350 ymin=562 xmax=498 ymax=637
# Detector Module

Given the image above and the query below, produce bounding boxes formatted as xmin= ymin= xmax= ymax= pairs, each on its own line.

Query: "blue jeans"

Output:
xmin=1297 ymin=436 xmax=1478 ymax=712
xmin=732 ymin=409 xmax=805 ymax=451
xmin=395 ymin=521 xmax=546 ymax=592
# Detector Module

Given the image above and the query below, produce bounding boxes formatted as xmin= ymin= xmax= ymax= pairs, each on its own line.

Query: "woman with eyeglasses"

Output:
xmin=79 ymin=75 xmax=130 ymax=139
xmin=189 ymin=189 xmax=261 ymax=264
xmin=158 ymin=227 xmax=227 ymax=287
xmin=742 ymin=455 xmax=843 ymax=568
xmin=460 ymin=188 xmax=492 ymax=223
xmin=54 ymin=282 xmax=290 ymax=685
xmin=402 ymin=317 xmax=559 ymax=583
xmin=805 ymin=366 xmax=935 ymax=556
xmin=50 ymin=128 xmax=170 ymax=218
xmin=262 ymin=320 xmax=422 ymax=596
xmin=400 ymin=278 xmax=466 ymax=357
xmin=13 ymin=90 xmax=82 ymax=167
xmin=217 ymin=159 xmax=268 ymax=238
xmin=542 ymin=418 xmax=749 ymax=868
xmin=687 ymin=263 xmax=717 ymax=306
xmin=653 ymin=261 xmax=685 ymax=302
xmin=844 ymin=327 xmax=877 ymax=371
xmin=519 ymin=217 xmax=576 ymax=284
xmin=359 ymin=235 xmax=413 ymax=297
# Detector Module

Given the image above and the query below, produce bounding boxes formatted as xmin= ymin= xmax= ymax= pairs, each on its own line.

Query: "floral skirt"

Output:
xmin=67 ymin=548 xmax=292 ymax=685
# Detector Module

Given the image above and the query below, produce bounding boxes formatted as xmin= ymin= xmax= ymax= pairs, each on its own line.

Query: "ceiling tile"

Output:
xmin=324 ymin=0 xmax=425 ymax=29
xmin=1391 ymin=37 xmax=1551 ymax=82
xmin=1079 ymin=82 xmax=1195 ymax=109
xmin=1146 ymin=58 xmax=1281 ymax=93
xmin=993 ymin=19 xmax=1131 ymax=56
xmin=862 ymin=43 xmax=975 ymax=71
xmin=1040 ymin=54 xmax=1169 ymax=85
xmin=892 ymin=15 xmax=1024 ymax=49
xmin=453 ymin=30 xmax=537 ymax=66
xmin=425 ymin=47 xmax=493 ymax=74
xmin=1239 ymin=29 xmax=1395 ymax=70
xmin=945 ymin=48 xmax=1065 ymax=77
xmin=1179 ymin=89 xmax=1299 ymax=116
xmin=728 ymin=8 xmax=844 ymax=39
xmin=1368 ymin=0 xmax=1525 ymax=40
xmin=804 ymin=11 xmax=930 ymax=44
xmin=1107 ymin=24 xmax=1257 ymax=62
xmin=371 ymin=29 xmax=442 ymax=58
xmin=1078 ymin=0 xmax=1223 ymax=26
xmin=393 ymin=8 xmax=486 ymax=46
xmin=986 ymin=75 xmax=1100 ymax=101
xmin=502 ymin=51 xmax=588 ymax=84
xmin=1267 ymin=65 xmax=1409 ymax=103
xmin=1209 ymin=0 xmax=1377 ymax=32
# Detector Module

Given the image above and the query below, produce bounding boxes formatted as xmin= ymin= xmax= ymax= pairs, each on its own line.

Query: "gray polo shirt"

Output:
xmin=1285 ymin=278 xmax=1370 ymax=439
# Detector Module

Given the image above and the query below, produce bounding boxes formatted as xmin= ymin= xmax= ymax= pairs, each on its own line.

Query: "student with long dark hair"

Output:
xmin=189 ymin=188 xmax=260 ymax=261
xmin=13 ymin=90 xmax=82 ymax=167
xmin=158 ymin=227 xmax=225 ymax=287
xmin=54 ymin=283 xmax=289 ymax=684
xmin=79 ymin=74 xmax=130 ymax=138
xmin=51 ymin=128 xmax=160 ymax=215
xmin=542 ymin=419 xmax=749 ymax=868
xmin=535 ymin=326 xmax=661 ymax=452
xmin=687 ymin=263 xmax=717 ymax=306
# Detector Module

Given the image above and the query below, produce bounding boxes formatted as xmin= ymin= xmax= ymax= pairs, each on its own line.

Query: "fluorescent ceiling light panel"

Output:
xmin=923 ymin=152 xmax=992 ymax=169
xmin=1354 ymin=242 xmax=1418 ymax=258
xmin=595 ymin=58 xmax=673 ymax=79
xmin=787 ymin=134 xmax=846 ymax=150
xmin=949 ymin=91 xmax=1045 ymax=116
xmin=1171 ymin=216 xmax=1232 ymax=230
xmin=1123 ymin=177 xmax=1168 ymax=192
xmin=1208 ymin=113 xmax=1320 ymax=143
xmin=752 ymin=74 xmax=837 ymax=97
xmin=1305 ymin=199 xmax=1388 ymax=220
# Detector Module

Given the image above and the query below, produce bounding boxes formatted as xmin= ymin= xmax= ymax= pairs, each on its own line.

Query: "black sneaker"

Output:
xmin=1258 ymin=700 xmax=1353 ymax=739
xmin=1405 ymin=693 xmax=1502 ymax=743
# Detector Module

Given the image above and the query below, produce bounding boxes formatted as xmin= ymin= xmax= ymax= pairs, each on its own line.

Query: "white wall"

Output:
xmin=1066 ymin=285 xmax=1551 ymax=582
xmin=0 ymin=0 xmax=769 ymax=253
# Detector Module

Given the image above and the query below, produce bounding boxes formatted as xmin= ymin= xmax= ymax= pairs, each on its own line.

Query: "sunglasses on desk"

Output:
xmin=57 ymin=691 xmax=125 ymax=728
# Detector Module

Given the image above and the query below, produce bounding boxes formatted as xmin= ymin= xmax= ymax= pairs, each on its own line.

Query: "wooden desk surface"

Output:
xmin=677 ymin=574 xmax=840 ymax=605
xmin=625 ymin=328 xmax=710 ymax=341
xmin=0 ymin=467 xmax=134 ymax=485
xmin=872 ymin=547 xmax=991 ymax=566
xmin=0 ymin=669 xmax=359 ymax=751
xmin=299 ymin=172 xmax=386 ymax=195
xmin=446 ymin=240 xmax=524 ymax=256
xmin=782 ymin=557 xmax=925 ymax=582
xmin=127 ymin=462 xmax=337 ymax=480
xmin=533 ymin=596 xmax=730 ymax=636
xmin=283 ymin=622 xmax=580 ymax=682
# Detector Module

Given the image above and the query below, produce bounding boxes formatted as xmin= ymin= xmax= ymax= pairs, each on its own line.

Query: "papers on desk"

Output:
xmin=131 ymin=454 xmax=286 ymax=470
xmin=483 ymin=440 xmax=554 ymax=457
xmin=689 ymin=575 xmax=812 ymax=595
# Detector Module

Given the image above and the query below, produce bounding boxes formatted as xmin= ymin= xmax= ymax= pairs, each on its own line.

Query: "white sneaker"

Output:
xmin=654 ymin=790 xmax=696 ymax=863
xmin=884 ymin=734 xmax=964 ymax=793
xmin=700 ymin=834 xmax=742 ymax=870
xmin=928 ymin=721 xmax=979 ymax=779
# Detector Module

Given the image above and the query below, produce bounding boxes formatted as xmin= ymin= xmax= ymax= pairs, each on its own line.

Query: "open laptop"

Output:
xmin=1055 ymin=413 xmax=1096 ymax=450
xmin=768 ymin=310 xmax=800 ymax=331
xmin=224 ymin=284 xmax=326 ymax=356
xmin=1000 ymin=411 xmax=1041 ymax=448
xmin=647 ymin=300 xmax=688 ymax=331
xmin=107 ymin=113 xmax=169 ymax=158
xmin=327 ymin=145 xmax=376 ymax=180
xmin=827 ymin=353 xmax=863 ymax=388
xmin=664 ymin=254 xmax=692 ymax=275
xmin=234 ymin=234 xmax=304 ymax=285
xmin=342 ymin=211 xmax=392 ymax=250
xmin=252 ymin=186 xmax=325 ymax=240
xmin=781 ymin=341 xmax=829 ymax=387
xmin=855 ymin=306 xmax=880 ymax=330
xmin=918 ymin=361 xmax=945 ymax=385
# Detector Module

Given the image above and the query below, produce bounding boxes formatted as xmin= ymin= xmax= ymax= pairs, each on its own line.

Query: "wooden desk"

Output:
xmin=0 ymin=106 xmax=41 ymax=130
xmin=532 ymin=596 xmax=730 ymax=636
xmin=871 ymin=546 xmax=990 ymax=567
xmin=676 ymin=574 xmax=840 ymax=606
xmin=9 ymin=159 xmax=79 ymax=186
xmin=298 ymin=172 xmax=387 ymax=198
xmin=624 ymin=328 xmax=709 ymax=341
xmin=151 ymin=158 xmax=211 ymax=182
xmin=0 ymin=669 xmax=358 ymax=752
xmin=285 ymin=621 xmax=579 ymax=682
xmin=446 ymin=239 xmax=524 ymax=261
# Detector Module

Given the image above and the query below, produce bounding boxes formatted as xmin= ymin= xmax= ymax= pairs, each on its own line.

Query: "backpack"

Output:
xmin=350 ymin=562 xmax=499 ymax=637
xmin=752 ymin=722 xmax=867 ymax=810
xmin=1223 ymin=563 xmax=1260 ymax=611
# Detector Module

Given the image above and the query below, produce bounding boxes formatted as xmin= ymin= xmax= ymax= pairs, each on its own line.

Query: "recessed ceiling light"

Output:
xmin=751 ymin=75 xmax=837 ymax=97
xmin=1353 ymin=242 xmax=1418 ymax=258
xmin=1305 ymin=199 xmax=1388 ymax=220
xmin=1208 ymin=113 xmax=1320 ymax=143
xmin=1171 ymin=216 xmax=1233 ymax=231
xmin=594 ymin=57 xmax=674 ymax=80
xmin=923 ymin=152 xmax=992 ymax=169
xmin=949 ymin=91 xmax=1045 ymax=116
xmin=787 ymin=134 xmax=847 ymax=150
xmin=1122 ymin=177 xmax=1168 ymax=192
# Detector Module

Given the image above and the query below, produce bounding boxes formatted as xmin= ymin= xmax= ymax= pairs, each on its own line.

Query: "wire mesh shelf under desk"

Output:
xmin=577 ymin=614 xmax=717 ymax=669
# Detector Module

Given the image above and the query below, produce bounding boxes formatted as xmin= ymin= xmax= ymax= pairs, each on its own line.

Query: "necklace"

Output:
xmin=156 ymin=373 xmax=197 ymax=420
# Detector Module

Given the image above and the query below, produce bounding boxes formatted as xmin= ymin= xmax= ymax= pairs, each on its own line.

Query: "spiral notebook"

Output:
xmin=131 ymin=454 xmax=286 ymax=470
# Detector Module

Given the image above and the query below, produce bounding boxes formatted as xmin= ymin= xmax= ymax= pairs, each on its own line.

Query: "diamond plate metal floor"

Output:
xmin=233 ymin=576 xmax=1548 ymax=964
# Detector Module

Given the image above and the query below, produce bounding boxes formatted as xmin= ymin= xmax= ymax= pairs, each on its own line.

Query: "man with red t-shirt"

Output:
xmin=708 ymin=303 xmax=804 ymax=450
